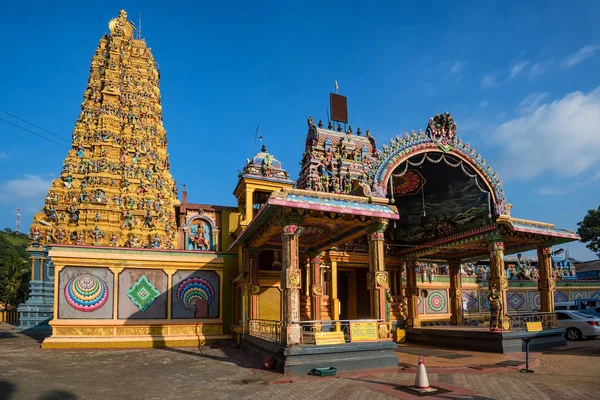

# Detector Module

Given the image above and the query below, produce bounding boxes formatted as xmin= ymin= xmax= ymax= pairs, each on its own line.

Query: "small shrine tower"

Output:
xmin=233 ymin=144 xmax=294 ymax=235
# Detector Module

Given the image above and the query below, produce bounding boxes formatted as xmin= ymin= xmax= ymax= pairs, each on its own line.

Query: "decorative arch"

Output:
xmin=185 ymin=212 xmax=218 ymax=251
xmin=370 ymin=126 xmax=507 ymax=215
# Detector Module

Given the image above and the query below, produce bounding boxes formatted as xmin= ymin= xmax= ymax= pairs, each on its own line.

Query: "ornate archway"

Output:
xmin=370 ymin=113 xmax=508 ymax=216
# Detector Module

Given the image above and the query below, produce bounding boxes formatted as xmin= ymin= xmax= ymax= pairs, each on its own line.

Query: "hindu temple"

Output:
xmin=18 ymin=10 xmax=594 ymax=374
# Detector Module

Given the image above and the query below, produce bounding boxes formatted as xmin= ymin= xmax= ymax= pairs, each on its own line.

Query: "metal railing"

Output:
xmin=462 ymin=312 xmax=491 ymax=327
xmin=508 ymin=311 xmax=558 ymax=331
xmin=294 ymin=319 xmax=384 ymax=344
xmin=248 ymin=319 xmax=282 ymax=343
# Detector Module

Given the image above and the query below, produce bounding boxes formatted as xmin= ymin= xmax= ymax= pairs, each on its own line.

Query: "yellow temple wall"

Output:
xmin=42 ymin=246 xmax=233 ymax=349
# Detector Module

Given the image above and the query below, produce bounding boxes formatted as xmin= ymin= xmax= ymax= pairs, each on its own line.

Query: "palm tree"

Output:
xmin=0 ymin=256 xmax=30 ymax=307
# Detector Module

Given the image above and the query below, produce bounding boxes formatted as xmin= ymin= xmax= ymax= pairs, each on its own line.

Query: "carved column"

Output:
xmin=109 ymin=267 xmax=123 ymax=320
xmin=247 ymin=249 xmax=261 ymax=320
xmin=448 ymin=261 xmax=462 ymax=325
xmin=281 ymin=219 xmax=302 ymax=345
xmin=405 ymin=261 xmax=420 ymax=328
xmin=330 ymin=260 xmax=340 ymax=329
xmin=309 ymin=254 xmax=322 ymax=321
xmin=164 ymin=269 xmax=176 ymax=319
xmin=488 ymin=240 xmax=510 ymax=331
xmin=537 ymin=246 xmax=556 ymax=313
xmin=367 ymin=220 xmax=391 ymax=337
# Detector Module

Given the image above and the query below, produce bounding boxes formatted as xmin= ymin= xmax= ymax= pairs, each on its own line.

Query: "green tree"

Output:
xmin=0 ymin=256 xmax=30 ymax=306
xmin=577 ymin=206 xmax=600 ymax=258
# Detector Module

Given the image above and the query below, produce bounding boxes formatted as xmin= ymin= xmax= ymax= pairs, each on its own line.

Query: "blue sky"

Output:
xmin=0 ymin=1 xmax=599 ymax=261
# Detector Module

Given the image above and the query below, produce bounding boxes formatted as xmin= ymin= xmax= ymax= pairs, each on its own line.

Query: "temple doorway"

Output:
xmin=337 ymin=267 xmax=370 ymax=320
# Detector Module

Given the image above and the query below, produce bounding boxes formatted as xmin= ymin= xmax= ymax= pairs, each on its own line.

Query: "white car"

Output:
xmin=556 ymin=310 xmax=600 ymax=340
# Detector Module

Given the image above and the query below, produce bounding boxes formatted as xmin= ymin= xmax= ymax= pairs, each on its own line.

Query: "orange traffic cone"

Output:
xmin=409 ymin=356 xmax=437 ymax=393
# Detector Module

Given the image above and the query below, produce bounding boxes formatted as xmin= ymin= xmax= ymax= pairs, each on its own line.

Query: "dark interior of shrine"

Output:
xmin=387 ymin=152 xmax=494 ymax=247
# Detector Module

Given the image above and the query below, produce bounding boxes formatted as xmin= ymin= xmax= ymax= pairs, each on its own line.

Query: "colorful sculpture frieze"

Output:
xmin=296 ymin=117 xmax=378 ymax=194
xmin=28 ymin=10 xmax=179 ymax=249
xmin=240 ymin=144 xmax=293 ymax=183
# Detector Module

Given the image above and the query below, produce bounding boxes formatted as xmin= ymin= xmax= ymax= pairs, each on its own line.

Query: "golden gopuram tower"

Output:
xmin=29 ymin=10 xmax=180 ymax=249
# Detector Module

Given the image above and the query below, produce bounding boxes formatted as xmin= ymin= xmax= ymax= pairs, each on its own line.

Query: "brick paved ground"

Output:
xmin=1 ymin=323 xmax=599 ymax=400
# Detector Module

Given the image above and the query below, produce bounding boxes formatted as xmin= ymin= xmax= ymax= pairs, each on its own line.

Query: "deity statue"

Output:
xmin=44 ymin=205 xmax=58 ymax=223
xmin=190 ymin=222 xmax=210 ymax=250
xmin=68 ymin=206 xmax=79 ymax=225
xmin=488 ymin=286 xmax=503 ymax=332
xmin=142 ymin=210 xmax=153 ymax=230
xmin=29 ymin=227 xmax=42 ymax=245
xmin=109 ymin=233 xmax=119 ymax=247
xmin=384 ymin=288 xmax=393 ymax=324
xmin=89 ymin=226 xmax=105 ymax=244
xmin=151 ymin=234 xmax=162 ymax=249
xmin=121 ymin=210 xmax=133 ymax=229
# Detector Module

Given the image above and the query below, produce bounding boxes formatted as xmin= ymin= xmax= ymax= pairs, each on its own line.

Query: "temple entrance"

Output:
xmin=337 ymin=267 xmax=370 ymax=320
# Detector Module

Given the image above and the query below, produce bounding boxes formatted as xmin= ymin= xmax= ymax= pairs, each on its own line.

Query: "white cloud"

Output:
xmin=481 ymin=74 xmax=499 ymax=89
xmin=518 ymin=92 xmax=549 ymax=114
xmin=510 ymin=60 xmax=530 ymax=78
xmin=0 ymin=151 xmax=7 ymax=160
xmin=538 ymin=187 xmax=569 ymax=196
xmin=495 ymin=87 xmax=600 ymax=180
xmin=0 ymin=174 xmax=53 ymax=212
xmin=451 ymin=61 xmax=466 ymax=74
xmin=529 ymin=61 xmax=552 ymax=78
xmin=562 ymin=44 xmax=600 ymax=67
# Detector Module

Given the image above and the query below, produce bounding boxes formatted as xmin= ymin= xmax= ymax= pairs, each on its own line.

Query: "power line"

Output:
xmin=0 ymin=109 xmax=71 ymax=143
xmin=0 ymin=117 xmax=70 ymax=148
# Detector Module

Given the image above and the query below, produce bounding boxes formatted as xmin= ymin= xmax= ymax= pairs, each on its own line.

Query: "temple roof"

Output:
xmin=238 ymin=144 xmax=294 ymax=185
xmin=228 ymin=188 xmax=398 ymax=253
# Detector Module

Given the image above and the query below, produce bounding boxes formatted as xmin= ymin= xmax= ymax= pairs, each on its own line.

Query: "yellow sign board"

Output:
xmin=526 ymin=322 xmax=542 ymax=332
xmin=350 ymin=321 xmax=378 ymax=342
xmin=314 ymin=331 xmax=345 ymax=346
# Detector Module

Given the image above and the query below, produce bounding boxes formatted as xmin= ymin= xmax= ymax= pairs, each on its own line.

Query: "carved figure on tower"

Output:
xmin=28 ymin=10 xmax=180 ymax=249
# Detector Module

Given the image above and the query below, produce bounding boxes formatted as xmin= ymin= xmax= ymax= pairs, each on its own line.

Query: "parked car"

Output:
xmin=556 ymin=310 xmax=600 ymax=340
xmin=555 ymin=299 xmax=600 ymax=318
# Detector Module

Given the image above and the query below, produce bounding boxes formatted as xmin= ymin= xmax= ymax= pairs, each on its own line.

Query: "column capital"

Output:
xmin=538 ymin=246 xmax=553 ymax=255
xmin=488 ymin=241 xmax=504 ymax=251
xmin=109 ymin=267 xmax=124 ymax=275
xmin=245 ymin=247 xmax=261 ymax=258
xmin=367 ymin=221 xmax=388 ymax=234
xmin=448 ymin=260 xmax=461 ymax=270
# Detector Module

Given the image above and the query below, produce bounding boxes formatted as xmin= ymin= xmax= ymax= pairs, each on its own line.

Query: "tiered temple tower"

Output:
xmin=28 ymin=10 xmax=179 ymax=249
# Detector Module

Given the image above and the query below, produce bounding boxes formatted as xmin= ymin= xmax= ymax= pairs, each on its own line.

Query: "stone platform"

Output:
xmin=243 ymin=335 xmax=399 ymax=375
xmin=406 ymin=326 xmax=566 ymax=354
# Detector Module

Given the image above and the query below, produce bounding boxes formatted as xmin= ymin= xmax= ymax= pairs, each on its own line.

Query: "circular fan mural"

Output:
xmin=65 ymin=274 xmax=109 ymax=312
xmin=177 ymin=277 xmax=215 ymax=311
xmin=393 ymin=170 xmax=425 ymax=196
xmin=428 ymin=292 xmax=446 ymax=312
xmin=533 ymin=293 xmax=541 ymax=309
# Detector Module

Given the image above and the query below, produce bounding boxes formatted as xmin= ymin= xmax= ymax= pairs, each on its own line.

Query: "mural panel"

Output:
xmin=425 ymin=290 xmax=448 ymax=314
xmin=172 ymin=270 xmax=220 ymax=319
xmin=391 ymin=155 xmax=491 ymax=246
xmin=119 ymin=269 xmax=167 ymax=319
xmin=506 ymin=291 xmax=527 ymax=311
xmin=528 ymin=291 xmax=541 ymax=310
xmin=58 ymin=267 xmax=113 ymax=319
xmin=462 ymin=290 xmax=479 ymax=313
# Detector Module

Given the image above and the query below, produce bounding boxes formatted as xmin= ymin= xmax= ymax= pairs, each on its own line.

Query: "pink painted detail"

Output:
xmin=282 ymin=225 xmax=299 ymax=235
xmin=269 ymin=198 xmax=399 ymax=220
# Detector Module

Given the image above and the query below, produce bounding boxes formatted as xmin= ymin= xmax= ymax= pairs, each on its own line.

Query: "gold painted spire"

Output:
xmin=29 ymin=10 xmax=179 ymax=249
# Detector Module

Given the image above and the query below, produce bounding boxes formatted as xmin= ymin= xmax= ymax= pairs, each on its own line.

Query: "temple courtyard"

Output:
xmin=1 ymin=323 xmax=598 ymax=400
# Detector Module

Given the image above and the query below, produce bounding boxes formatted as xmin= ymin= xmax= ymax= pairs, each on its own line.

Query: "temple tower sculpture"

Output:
xmin=19 ymin=10 xmax=179 ymax=330
xmin=28 ymin=9 xmax=179 ymax=249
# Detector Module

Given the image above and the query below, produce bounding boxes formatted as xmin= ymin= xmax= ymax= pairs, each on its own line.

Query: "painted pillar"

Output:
xmin=244 ymin=188 xmax=254 ymax=223
xmin=367 ymin=221 xmax=387 ymax=320
xmin=488 ymin=240 xmax=510 ymax=331
xmin=247 ymin=249 xmax=261 ymax=320
xmin=405 ymin=261 xmax=420 ymax=328
xmin=309 ymin=254 xmax=322 ymax=321
xmin=537 ymin=246 xmax=556 ymax=313
xmin=448 ymin=261 xmax=462 ymax=326
xmin=164 ymin=269 xmax=176 ymax=320
xmin=330 ymin=260 xmax=340 ymax=330
xmin=281 ymin=219 xmax=302 ymax=345
xmin=109 ymin=267 xmax=123 ymax=320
